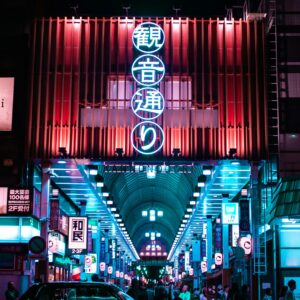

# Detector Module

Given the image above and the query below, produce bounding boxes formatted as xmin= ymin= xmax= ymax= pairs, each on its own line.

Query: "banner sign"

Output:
xmin=85 ymin=253 xmax=97 ymax=273
xmin=49 ymin=200 xmax=59 ymax=230
xmin=131 ymin=22 xmax=165 ymax=155
xmin=48 ymin=232 xmax=66 ymax=256
xmin=222 ymin=203 xmax=239 ymax=224
xmin=214 ymin=224 xmax=222 ymax=250
xmin=68 ymin=217 xmax=88 ymax=254
xmin=239 ymin=200 xmax=250 ymax=232
xmin=0 ymin=77 xmax=14 ymax=131
xmin=6 ymin=188 xmax=32 ymax=215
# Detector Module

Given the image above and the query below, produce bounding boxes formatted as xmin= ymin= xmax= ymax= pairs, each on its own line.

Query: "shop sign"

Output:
xmin=239 ymin=200 xmax=250 ymax=232
xmin=232 ymin=225 xmax=240 ymax=247
xmin=214 ymin=224 xmax=222 ymax=249
xmin=0 ymin=77 xmax=14 ymax=131
xmin=85 ymin=253 xmax=97 ymax=273
xmin=48 ymin=231 xmax=66 ymax=256
xmin=100 ymin=262 xmax=106 ymax=272
xmin=238 ymin=236 xmax=252 ymax=255
xmin=49 ymin=200 xmax=59 ymax=230
xmin=0 ymin=188 xmax=33 ymax=215
xmin=131 ymin=22 xmax=165 ymax=155
xmin=214 ymin=253 xmax=223 ymax=266
xmin=108 ymin=266 xmax=113 ymax=274
xmin=68 ymin=217 xmax=88 ymax=254
xmin=59 ymin=213 xmax=69 ymax=236
xmin=53 ymin=255 xmax=72 ymax=268
xmin=222 ymin=203 xmax=239 ymax=224
xmin=200 ymin=261 xmax=207 ymax=273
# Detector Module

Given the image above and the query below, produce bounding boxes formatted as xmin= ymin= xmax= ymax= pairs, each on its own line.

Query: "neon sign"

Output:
xmin=131 ymin=22 xmax=165 ymax=155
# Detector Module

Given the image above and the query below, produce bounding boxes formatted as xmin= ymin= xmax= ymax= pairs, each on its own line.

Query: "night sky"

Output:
xmin=46 ymin=0 xmax=242 ymax=18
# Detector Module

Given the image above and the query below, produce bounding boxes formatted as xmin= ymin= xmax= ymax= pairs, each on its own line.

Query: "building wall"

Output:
xmin=27 ymin=17 xmax=268 ymax=160
xmin=277 ymin=0 xmax=300 ymax=177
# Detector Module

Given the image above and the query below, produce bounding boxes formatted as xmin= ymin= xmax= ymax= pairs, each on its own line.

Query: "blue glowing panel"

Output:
xmin=280 ymin=229 xmax=300 ymax=248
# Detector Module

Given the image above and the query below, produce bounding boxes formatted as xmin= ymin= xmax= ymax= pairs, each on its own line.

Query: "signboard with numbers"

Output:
xmin=68 ymin=217 xmax=88 ymax=254
xmin=6 ymin=188 xmax=32 ymax=215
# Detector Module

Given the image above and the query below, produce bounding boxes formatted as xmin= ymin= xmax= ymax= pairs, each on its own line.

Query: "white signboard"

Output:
xmin=0 ymin=77 xmax=14 ymax=131
xmin=232 ymin=224 xmax=240 ymax=247
xmin=68 ymin=217 xmax=88 ymax=249
xmin=48 ymin=231 xmax=66 ymax=256
xmin=85 ymin=253 xmax=97 ymax=273
xmin=222 ymin=203 xmax=239 ymax=224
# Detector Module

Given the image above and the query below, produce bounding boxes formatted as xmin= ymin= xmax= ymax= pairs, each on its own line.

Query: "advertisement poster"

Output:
xmin=0 ymin=77 xmax=14 ymax=131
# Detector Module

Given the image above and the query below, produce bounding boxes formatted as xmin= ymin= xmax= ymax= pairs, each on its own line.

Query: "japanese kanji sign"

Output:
xmin=131 ymin=88 xmax=165 ymax=120
xmin=6 ymin=188 xmax=32 ymax=215
xmin=131 ymin=22 xmax=165 ymax=155
xmin=131 ymin=121 xmax=164 ymax=155
xmin=68 ymin=217 xmax=88 ymax=250
xmin=131 ymin=54 xmax=165 ymax=86
xmin=132 ymin=22 xmax=165 ymax=53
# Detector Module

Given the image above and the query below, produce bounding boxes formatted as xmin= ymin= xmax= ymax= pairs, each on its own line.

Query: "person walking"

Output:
xmin=279 ymin=285 xmax=288 ymax=300
xmin=262 ymin=288 xmax=272 ymax=300
xmin=285 ymin=279 xmax=296 ymax=300
xmin=5 ymin=281 xmax=19 ymax=300
xmin=179 ymin=285 xmax=191 ymax=300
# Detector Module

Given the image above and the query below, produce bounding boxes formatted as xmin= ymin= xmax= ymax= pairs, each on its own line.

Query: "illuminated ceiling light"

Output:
xmin=114 ymin=213 xmax=120 ymax=217
xmin=145 ymin=232 xmax=150 ymax=237
xmin=197 ymin=175 xmax=207 ymax=187
xmin=184 ymin=214 xmax=190 ymax=218
xmin=187 ymin=208 xmax=193 ymax=212
xmin=193 ymin=187 xmax=201 ymax=197
xmin=110 ymin=207 xmax=117 ymax=212
xmin=157 ymin=210 xmax=163 ymax=217
xmin=146 ymin=165 xmax=156 ymax=179
xmin=117 ymin=218 xmax=122 ymax=222
xmin=89 ymin=166 xmax=98 ymax=175
xmin=180 ymin=224 xmax=185 ymax=228
xmin=120 ymin=223 xmax=124 ymax=227
xmin=95 ymin=174 xmax=104 ymax=187
xmin=203 ymin=166 xmax=213 ymax=175
xmin=156 ymin=232 xmax=161 ymax=237
xmin=190 ymin=200 xmax=196 ymax=205
xmin=142 ymin=210 xmax=148 ymax=217
xmin=182 ymin=219 xmax=188 ymax=223
xmin=106 ymin=200 xmax=113 ymax=205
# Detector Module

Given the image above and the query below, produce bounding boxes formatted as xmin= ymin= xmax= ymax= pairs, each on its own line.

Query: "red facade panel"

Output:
xmin=27 ymin=17 xmax=268 ymax=160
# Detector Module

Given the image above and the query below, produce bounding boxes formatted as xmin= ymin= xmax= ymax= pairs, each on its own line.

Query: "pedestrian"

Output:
xmin=241 ymin=284 xmax=250 ymax=300
xmin=199 ymin=288 xmax=208 ymax=300
xmin=262 ymin=288 xmax=272 ymax=300
xmin=285 ymin=279 xmax=296 ymax=300
xmin=154 ymin=280 xmax=168 ymax=300
xmin=179 ymin=284 xmax=191 ymax=300
xmin=5 ymin=281 xmax=19 ymax=300
xmin=279 ymin=285 xmax=288 ymax=300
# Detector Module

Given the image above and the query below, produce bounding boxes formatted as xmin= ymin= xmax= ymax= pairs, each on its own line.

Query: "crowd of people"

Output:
xmin=124 ymin=278 xmax=297 ymax=300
